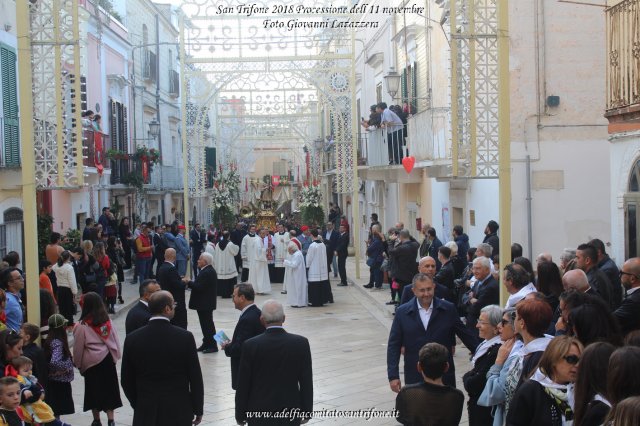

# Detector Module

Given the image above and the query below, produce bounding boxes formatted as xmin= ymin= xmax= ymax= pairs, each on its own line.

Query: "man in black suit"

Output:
xmin=335 ymin=224 xmax=349 ymax=286
xmin=223 ymin=283 xmax=265 ymax=390
xmin=466 ymin=256 xmax=499 ymax=334
xmin=388 ymin=274 xmax=479 ymax=389
xmin=434 ymin=246 xmax=456 ymax=303
xmin=186 ymin=252 xmax=218 ymax=353
xmin=125 ymin=279 xmax=161 ymax=335
xmin=156 ymin=248 xmax=188 ymax=329
xmin=190 ymin=223 xmax=207 ymax=278
xmin=235 ymin=300 xmax=313 ymax=425
xmin=122 ymin=291 xmax=204 ymax=426
xmin=323 ymin=222 xmax=339 ymax=274
xmin=614 ymin=257 xmax=640 ymax=335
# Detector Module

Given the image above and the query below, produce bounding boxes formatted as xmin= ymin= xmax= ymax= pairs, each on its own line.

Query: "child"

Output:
xmin=43 ymin=315 xmax=74 ymax=419
xmin=104 ymin=261 xmax=118 ymax=314
xmin=0 ymin=376 xmax=31 ymax=426
xmin=9 ymin=356 xmax=56 ymax=424
xmin=19 ymin=323 xmax=48 ymax=393
xmin=38 ymin=261 xmax=56 ymax=301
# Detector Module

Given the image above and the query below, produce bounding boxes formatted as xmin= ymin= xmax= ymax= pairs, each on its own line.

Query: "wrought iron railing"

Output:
xmin=606 ymin=0 xmax=640 ymax=111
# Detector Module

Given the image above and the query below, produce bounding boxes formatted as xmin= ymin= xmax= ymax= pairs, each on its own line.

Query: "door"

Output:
xmin=624 ymin=194 xmax=640 ymax=259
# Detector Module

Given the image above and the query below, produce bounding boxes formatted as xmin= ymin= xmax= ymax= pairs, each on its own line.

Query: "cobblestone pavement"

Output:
xmin=62 ymin=258 xmax=472 ymax=425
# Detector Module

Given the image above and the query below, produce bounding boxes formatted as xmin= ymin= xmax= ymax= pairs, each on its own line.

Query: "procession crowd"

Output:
xmin=378 ymin=216 xmax=640 ymax=426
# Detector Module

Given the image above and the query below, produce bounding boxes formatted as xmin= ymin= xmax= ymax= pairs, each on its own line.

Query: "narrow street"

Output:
xmin=63 ymin=258 xmax=474 ymax=425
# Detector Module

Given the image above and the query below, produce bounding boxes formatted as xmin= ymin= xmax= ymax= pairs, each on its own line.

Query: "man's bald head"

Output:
xmin=164 ymin=248 xmax=176 ymax=262
xmin=620 ymin=257 xmax=640 ymax=290
xmin=418 ymin=256 xmax=437 ymax=278
xmin=536 ymin=252 xmax=553 ymax=265
xmin=562 ymin=269 xmax=590 ymax=292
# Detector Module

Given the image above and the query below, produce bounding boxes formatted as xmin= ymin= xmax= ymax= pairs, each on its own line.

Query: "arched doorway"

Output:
xmin=624 ymin=157 xmax=640 ymax=258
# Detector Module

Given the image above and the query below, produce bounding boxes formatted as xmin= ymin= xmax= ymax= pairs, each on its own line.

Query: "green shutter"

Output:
xmin=411 ymin=62 xmax=418 ymax=113
xmin=1 ymin=45 xmax=20 ymax=166
xmin=401 ymin=67 xmax=408 ymax=104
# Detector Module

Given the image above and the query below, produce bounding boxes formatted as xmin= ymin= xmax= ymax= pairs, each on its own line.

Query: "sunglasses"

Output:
xmin=563 ymin=355 xmax=580 ymax=365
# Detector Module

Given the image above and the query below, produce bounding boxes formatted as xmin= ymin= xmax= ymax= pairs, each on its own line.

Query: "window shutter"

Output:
xmin=411 ymin=62 xmax=418 ymax=113
xmin=401 ymin=67 xmax=408 ymax=104
xmin=121 ymin=105 xmax=128 ymax=152
xmin=1 ymin=45 xmax=20 ymax=166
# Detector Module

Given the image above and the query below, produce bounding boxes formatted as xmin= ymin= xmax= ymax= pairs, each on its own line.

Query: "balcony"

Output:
xmin=406 ymin=108 xmax=450 ymax=163
xmin=109 ymin=157 xmax=155 ymax=188
xmin=83 ymin=128 xmax=110 ymax=170
xmin=360 ymin=128 xmax=389 ymax=167
xmin=148 ymin=165 xmax=183 ymax=191
xmin=606 ymin=0 xmax=640 ymax=127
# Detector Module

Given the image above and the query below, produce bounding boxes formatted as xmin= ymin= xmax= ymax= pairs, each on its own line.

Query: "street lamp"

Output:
xmin=148 ymin=119 xmax=160 ymax=139
xmin=384 ymin=68 xmax=402 ymax=100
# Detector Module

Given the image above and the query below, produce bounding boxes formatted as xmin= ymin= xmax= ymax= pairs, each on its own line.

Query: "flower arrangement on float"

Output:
xmin=298 ymin=183 xmax=324 ymax=226
xmin=210 ymin=164 xmax=241 ymax=228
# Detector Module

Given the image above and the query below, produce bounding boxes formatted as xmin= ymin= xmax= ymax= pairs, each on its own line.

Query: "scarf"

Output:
xmin=471 ymin=335 xmax=502 ymax=366
xmin=84 ymin=317 xmax=112 ymax=340
xmin=531 ymin=368 xmax=574 ymax=424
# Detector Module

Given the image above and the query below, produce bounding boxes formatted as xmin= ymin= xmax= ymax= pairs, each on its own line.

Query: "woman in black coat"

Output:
xmin=507 ymin=336 xmax=583 ymax=426
xmin=463 ymin=305 xmax=503 ymax=426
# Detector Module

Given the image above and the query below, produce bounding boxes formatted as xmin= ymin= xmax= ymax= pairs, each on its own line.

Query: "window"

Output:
xmin=401 ymin=62 xmax=417 ymax=114
xmin=1 ymin=43 xmax=20 ymax=167
xmin=376 ymin=82 xmax=382 ymax=104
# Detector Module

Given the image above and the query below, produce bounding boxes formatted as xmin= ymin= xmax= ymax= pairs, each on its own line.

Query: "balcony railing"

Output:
xmin=361 ymin=128 xmax=389 ymax=167
xmin=406 ymin=109 xmax=451 ymax=162
xmin=148 ymin=165 xmax=183 ymax=190
xmin=83 ymin=127 xmax=110 ymax=169
xmin=606 ymin=0 xmax=640 ymax=111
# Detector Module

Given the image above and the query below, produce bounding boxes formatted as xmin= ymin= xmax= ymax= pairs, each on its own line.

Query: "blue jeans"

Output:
xmin=176 ymin=259 xmax=187 ymax=277
xmin=370 ymin=263 xmax=383 ymax=287
xmin=136 ymin=258 xmax=151 ymax=285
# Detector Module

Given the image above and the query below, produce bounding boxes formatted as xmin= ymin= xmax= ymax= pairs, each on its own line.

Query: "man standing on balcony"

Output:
xmin=377 ymin=102 xmax=404 ymax=165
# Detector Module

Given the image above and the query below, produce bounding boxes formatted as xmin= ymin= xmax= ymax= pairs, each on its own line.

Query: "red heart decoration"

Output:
xmin=402 ymin=156 xmax=415 ymax=174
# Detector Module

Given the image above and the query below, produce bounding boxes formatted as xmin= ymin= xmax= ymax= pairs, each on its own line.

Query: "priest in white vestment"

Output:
xmin=284 ymin=242 xmax=307 ymax=308
xmin=306 ymin=229 xmax=333 ymax=306
xmin=240 ymin=225 xmax=258 ymax=283
xmin=273 ymin=223 xmax=290 ymax=287
xmin=249 ymin=228 xmax=271 ymax=294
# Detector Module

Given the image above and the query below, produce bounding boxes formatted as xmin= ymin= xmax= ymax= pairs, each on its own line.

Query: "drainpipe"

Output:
xmin=526 ymin=155 xmax=532 ymax=258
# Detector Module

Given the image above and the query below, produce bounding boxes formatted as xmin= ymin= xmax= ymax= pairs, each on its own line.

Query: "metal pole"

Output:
xmin=351 ymin=28 xmax=361 ymax=280
xmin=450 ymin=0 xmax=459 ymax=176
xmin=498 ymin=0 xmax=511 ymax=307
xmin=526 ymin=155 xmax=533 ymax=259
xmin=179 ymin=15 xmax=191 ymax=277
xmin=16 ymin=1 xmax=40 ymax=326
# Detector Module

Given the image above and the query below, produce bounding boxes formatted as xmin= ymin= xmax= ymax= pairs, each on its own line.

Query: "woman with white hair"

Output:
xmin=283 ymin=242 xmax=307 ymax=308
xmin=463 ymin=304 xmax=503 ymax=426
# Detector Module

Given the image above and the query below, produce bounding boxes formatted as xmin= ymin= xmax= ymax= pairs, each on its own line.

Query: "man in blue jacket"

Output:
xmin=388 ymin=273 xmax=479 ymax=390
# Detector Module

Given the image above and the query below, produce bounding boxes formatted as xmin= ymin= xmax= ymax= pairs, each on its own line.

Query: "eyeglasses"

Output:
xmin=500 ymin=319 xmax=513 ymax=326
xmin=563 ymin=355 xmax=580 ymax=365
xmin=620 ymin=271 xmax=640 ymax=279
